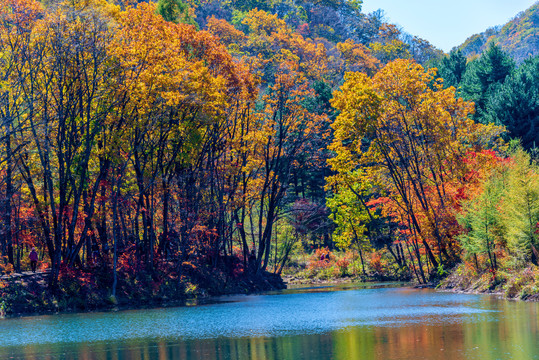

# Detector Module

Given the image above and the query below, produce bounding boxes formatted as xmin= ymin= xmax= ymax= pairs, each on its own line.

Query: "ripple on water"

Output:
xmin=0 ymin=287 xmax=499 ymax=347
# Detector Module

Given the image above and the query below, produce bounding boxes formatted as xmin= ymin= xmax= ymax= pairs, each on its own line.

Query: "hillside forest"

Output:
xmin=458 ymin=2 xmax=539 ymax=63
xmin=0 ymin=0 xmax=539 ymax=311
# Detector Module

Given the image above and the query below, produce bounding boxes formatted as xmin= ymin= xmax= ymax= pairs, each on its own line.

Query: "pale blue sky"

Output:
xmin=361 ymin=0 xmax=538 ymax=52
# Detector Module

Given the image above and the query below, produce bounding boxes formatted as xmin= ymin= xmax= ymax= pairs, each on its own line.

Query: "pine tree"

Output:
xmin=437 ymin=49 xmax=467 ymax=89
xmin=486 ymin=55 xmax=539 ymax=150
xmin=461 ymin=44 xmax=514 ymax=122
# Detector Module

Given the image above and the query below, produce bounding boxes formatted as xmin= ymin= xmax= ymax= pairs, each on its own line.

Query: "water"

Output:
xmin=0 ymin=284 xmax=538 ymax=359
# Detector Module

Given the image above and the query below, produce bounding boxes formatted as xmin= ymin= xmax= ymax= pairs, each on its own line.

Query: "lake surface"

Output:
xmin=1 ymin=283 xmax=538 ymax=359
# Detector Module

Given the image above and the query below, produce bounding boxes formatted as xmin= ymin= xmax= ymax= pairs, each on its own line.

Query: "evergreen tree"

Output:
xmin=461 ymin=44 xmax=515 ymax=122
xmin=486 ymin=55 xmax=539 ymax=150
xmin=436 ymin=49 xmax=467 ymax=89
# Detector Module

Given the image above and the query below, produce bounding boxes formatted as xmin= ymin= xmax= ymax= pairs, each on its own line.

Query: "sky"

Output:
xmin=361 ymin=0 xmax=538 ymax=52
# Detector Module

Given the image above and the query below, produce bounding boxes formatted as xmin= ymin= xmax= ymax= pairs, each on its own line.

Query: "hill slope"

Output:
xmin=458 ymin=2 xmax=539 ymax=63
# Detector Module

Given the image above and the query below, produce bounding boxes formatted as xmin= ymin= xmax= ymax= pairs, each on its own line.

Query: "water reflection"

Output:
xmin=1 ymin=287 xmax=538 ymax=360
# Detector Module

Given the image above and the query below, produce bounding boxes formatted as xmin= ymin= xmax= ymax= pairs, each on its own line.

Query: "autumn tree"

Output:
xmin=110 ymin=2 xmax=255 ymax=274
xmin=336 ymin=38 xmax=379 ymax=75
xmin=329 ymin=60 xmax=504 ymax=281
xmin=458 ymin=158 xmax=505 ymax=271
xmin=0 ymin=0 xmax=43 ymax=268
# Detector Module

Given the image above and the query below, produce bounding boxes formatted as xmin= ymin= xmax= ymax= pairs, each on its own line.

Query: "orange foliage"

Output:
xmin=337 ymin=39 xmax=379 ymax=75
xmin=206 ymin=16 xmax=246 ymax=46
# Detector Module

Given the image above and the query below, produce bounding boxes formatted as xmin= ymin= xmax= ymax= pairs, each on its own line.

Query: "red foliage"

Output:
xmin=297 ymin=23 xmax=310 ymax=36
xmin=308 ymin=247 xmax=332 ymax=270
xmin=369 ymin=252 xmax=383 ymax=273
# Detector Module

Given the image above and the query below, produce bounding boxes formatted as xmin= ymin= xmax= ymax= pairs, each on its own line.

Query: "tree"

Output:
xmin=336 ymin=39 xmax=379 ymax=75
xmin=461 ymin=44 xmax=515 ymax=122
xmin=369 ymin=39 xmax=410 ymax=63
xmin=368 ymin=24 xmax=411 ymax=64
xmin=436 ymin=49 xmax=467 ymax=89
xmin=156 ymin=0 xmax=196 ymax=26
xmin=405 ymin=35 xmax=443 ymax=65
xmin=500 ymin=149 xmax=539 ymax=266
xmin=329 ymin=60 xmax=504 ymax=281
xmin=458 ymin=162 xmax=505 ymax=271
xmin=241 ymin=58 xmax=328 ymax=272
xmin=485 ymin=55 xmax=539 ymax=150
xmin=0 ymin=0 xmax=43 ymax=268
xmin=326 ymin=169 xmax=373 ymax=276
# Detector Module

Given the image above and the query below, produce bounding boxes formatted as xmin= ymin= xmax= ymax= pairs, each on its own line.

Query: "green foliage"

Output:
xmin=461 ymin=44 xmax=515 ymax=122
xmin=231 ymin=9 xmax=246 ymax=27
xmin=436 ymin=264 xmax=447 ymax=277
xmin=458 ymin=147 xmax=539 ymax=271
xmin=485 ymin=55 xmax=539 ymax=150
xmin=326 ymin=169 xmax=372 ymax=252
xmin=500 ymin=149 xmax=539 ymax=266
xmin=231 ymin=0 xmax=270 ymax=12
xmin=157 ymin=0 xmax=197 ymax=26
xmin=458 ymin=172 xmax=505 ymax=270
xmin=304 ymin=80 xmax=335 ymax=119
xmin=436 ymin=49 xmax=467 ymax=89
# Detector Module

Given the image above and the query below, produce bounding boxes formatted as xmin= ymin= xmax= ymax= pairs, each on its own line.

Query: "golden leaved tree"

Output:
xmin=329 ymin=59 xmax=504 ymax=282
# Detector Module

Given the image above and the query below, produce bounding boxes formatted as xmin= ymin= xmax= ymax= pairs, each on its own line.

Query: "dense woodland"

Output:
xmin=0 ymin=0 xmax=538 ymax=309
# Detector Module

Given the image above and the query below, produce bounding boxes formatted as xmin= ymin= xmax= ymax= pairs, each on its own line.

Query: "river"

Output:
xmin=0 ymin=283 xmax=537 ymax=359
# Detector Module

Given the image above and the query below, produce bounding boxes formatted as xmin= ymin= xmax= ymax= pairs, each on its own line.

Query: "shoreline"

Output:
xmin=0 ymin=270 xmax=285 ymax=319
xmin=437 ymin=284 xmax=539 ymax=301
xmin=0 ymin=278 xmax=409 ymax=319
xmin=436 ymin=264 xmax=539 ymax=302
xmin=3 ymin=270 xmax=538 ymax=319
xmin=285 ymin=271 xmax=539 ymax=302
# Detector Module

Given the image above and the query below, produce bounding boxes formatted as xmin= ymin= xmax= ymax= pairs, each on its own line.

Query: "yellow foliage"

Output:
xmin=330 ymin=59 xmax=505 ymax=264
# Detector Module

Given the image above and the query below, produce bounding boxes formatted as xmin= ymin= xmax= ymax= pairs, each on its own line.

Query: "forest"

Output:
xmin=0 ymin=0 xmax=538 ymax=314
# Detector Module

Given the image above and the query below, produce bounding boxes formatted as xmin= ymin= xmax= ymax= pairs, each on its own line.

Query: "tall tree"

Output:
xmin=458 ymin=161 xmax=505 ymax=272
xmin=461 ymin=44 xmax=515 ymax=122
xmin=0 ymin=0 xmax=43 ymax=267
xmin=436 ymin=49 xmax=467 ymax=89
xmin=485 ymin=55 xmax=539 ymax=150
xmin=501 ymin=149 xmax=539 ymax=266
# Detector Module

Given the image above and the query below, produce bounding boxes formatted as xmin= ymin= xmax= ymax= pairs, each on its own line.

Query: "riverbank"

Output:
xmin=281 ymin=248 xmax=411 ymax=285
xmin=437 ymin=263 xmax=539 ymax=301
xmin=4 ymin=257 xmax=537 ymax=319
xmin=283 ymin=275 xmax=360 ymax=285
xmin=284 ymin=249 xmax=539 ymax=302
xmin=0 ymin=264 xmax=285 ymax=318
